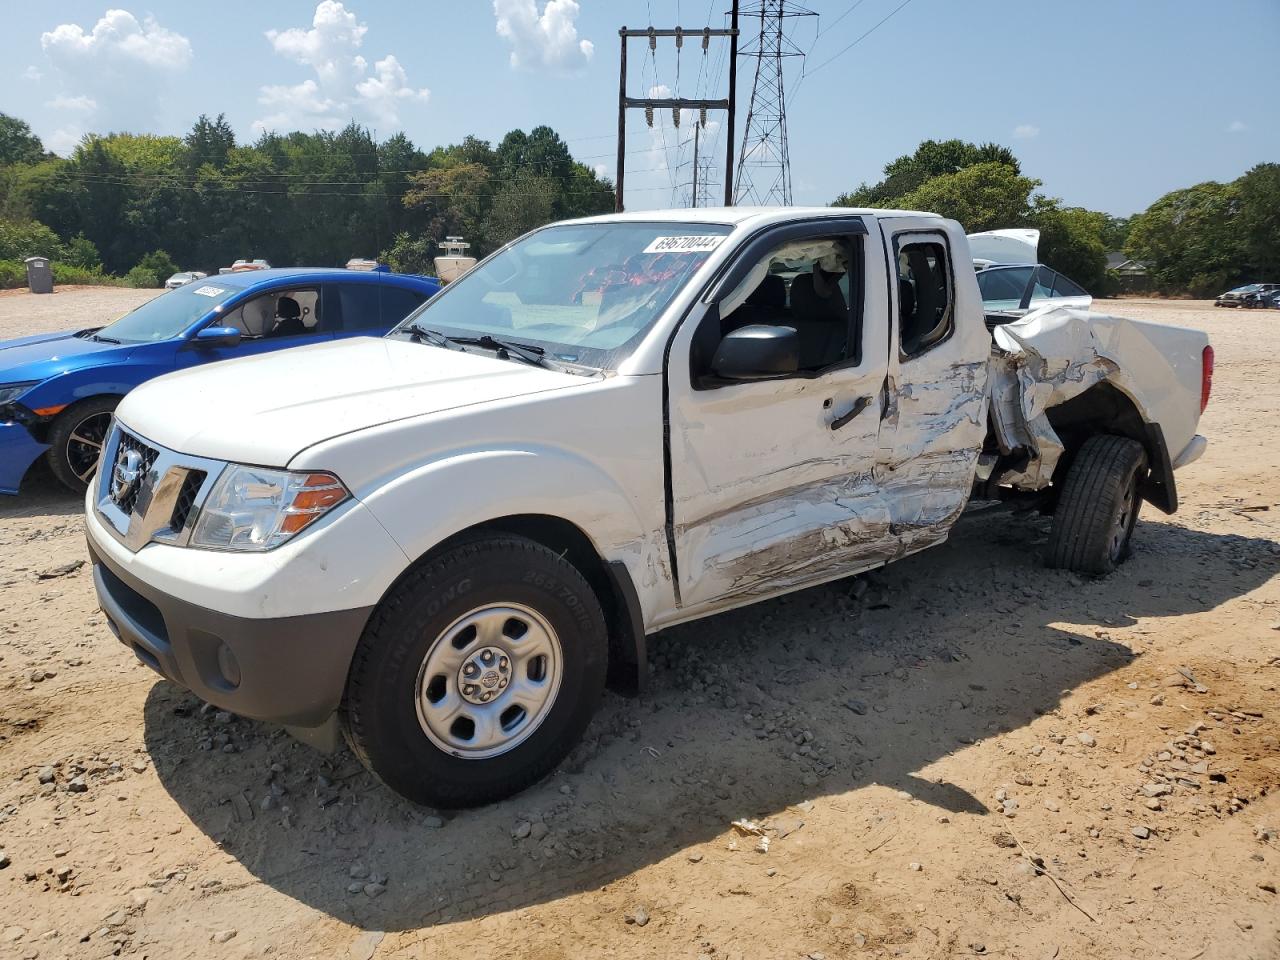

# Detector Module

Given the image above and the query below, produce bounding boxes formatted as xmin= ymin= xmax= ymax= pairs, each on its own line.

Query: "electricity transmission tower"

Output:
xmin=733 ymin=0 xmax=814 ymax=206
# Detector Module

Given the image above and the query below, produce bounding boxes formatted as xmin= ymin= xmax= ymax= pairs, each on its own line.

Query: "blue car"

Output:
xmin=0 ymin=268 xmax=440 ymax=495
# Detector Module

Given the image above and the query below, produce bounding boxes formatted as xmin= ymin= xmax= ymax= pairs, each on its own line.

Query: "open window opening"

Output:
xmin=694 ymin=235 xmax=861 ymax=382
xmin=897 ymin=239 xmax=952 ymax=357
xmin=220 ymin=288 xmax=322 ymax=340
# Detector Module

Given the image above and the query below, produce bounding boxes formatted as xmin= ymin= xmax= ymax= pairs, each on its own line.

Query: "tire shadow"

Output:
xmin=0 ymin=460 xmax=85 ymax=521
xmin=142 ymin=509 xmax=1277 ymax=931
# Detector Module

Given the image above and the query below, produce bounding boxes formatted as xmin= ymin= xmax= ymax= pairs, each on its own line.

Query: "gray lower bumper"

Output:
xmin=88 ymin=537 xmax=372 ymax=728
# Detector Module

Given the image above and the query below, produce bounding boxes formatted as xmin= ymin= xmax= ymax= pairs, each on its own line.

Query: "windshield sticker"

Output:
xmin=642 ymin=235 xmax=726 ymax=254
xmin=191 ymin=285 xmax=227 ymax=297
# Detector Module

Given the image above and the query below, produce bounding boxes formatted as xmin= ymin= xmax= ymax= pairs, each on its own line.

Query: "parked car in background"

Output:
xmin=0 ymin=268 xmax=440 ymax=495
xmin=1215 ymin=283 xmax=1279 ymax=307
xmin=218 ymin=259 xmax=272 ymax=275
xmin=164 ymin=271 xmax=208 ymax=290
xmin=967 ymin=229 xmax=1093 ymax=316
xmin=1240 ymin=284 xmax=1280 ymax=308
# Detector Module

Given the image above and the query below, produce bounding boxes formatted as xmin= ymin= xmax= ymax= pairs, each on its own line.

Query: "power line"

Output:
xmin=803 ymin=0 xmax=916 ymax=77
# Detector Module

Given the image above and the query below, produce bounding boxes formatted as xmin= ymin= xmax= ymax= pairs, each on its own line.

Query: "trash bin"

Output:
xmin=24 ymin=256 xmax=53 ymax=294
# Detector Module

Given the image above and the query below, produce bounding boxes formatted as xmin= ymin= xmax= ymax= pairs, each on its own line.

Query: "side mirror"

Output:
xmin=711 ymin=324 xmax=799 ymax=381
xmin=194 ymin=326 xmax=242 ymax=348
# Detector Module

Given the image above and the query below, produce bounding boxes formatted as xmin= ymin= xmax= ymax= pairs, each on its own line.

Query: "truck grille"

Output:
xmin=169 ymin=469 xmax=207 ymax=531
xmin=109 ymin=431 xmax=160 ymax=516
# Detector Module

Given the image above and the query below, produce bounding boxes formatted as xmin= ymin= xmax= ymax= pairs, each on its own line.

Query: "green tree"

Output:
xmin=0 ymin=113 xmax=45 ymax=166
xmin=380 ymin=231 xmax=436 ymax=274
xmin=1125 ymin=181 xmax=1244 ymax=296
xmin=0 ymin=218 xmax=67 ymax=260
xmin=835 ymin=139 xmax=1019 ymax=207
xmin=483 ymin=174 xmax=556 ymax=249
xmin=184 ymin=114 xmax=236 ymax=172
xmin=1034 ymin=205 xmax=1109 ymax=294
xmin=126 ymin=249 xmax=179 ymax=287
xmin=1235 ymin=162 xmax=1280 ymax=280
xmin=895 ymin=162 xmax=1040 ymax=232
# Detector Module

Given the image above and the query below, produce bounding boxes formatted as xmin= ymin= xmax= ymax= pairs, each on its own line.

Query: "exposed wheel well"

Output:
xmin=398 ymin=515 xmax=645 ymax=696
xmin=1045 ymin=382 xmax=1176 ymax=514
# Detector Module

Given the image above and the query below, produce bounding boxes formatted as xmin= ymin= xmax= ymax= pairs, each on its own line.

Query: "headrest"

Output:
xmin=276 ymin=296 xmax=301 ymax=320
xmin=746 ymin=273 xmax=786 ymax=308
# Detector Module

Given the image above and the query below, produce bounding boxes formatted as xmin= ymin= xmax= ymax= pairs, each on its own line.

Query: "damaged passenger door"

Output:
xmin=876 ymin=218 xmax=991 ymax=557
xmin=666 ymin=217 xmax=895 ymax=612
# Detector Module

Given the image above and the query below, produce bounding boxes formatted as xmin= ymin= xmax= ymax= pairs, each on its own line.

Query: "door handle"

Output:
xmin=830 ymin=396 xmax=872 ymax=431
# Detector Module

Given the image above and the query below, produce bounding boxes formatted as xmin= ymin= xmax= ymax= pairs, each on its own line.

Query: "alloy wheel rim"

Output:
xmin=66 ymin=412 xmax=111 ymax=483
xmin=414 ymin=602 xmax=563 ymax=759
xmin=1109 ymin=474 xmax=1137 ymax=562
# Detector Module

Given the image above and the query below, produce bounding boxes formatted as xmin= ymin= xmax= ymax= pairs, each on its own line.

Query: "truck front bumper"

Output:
xmin=87 ymin=530 xmax=372 ymax=729
xmin=0 ymin=420 xmax=49 ymax=495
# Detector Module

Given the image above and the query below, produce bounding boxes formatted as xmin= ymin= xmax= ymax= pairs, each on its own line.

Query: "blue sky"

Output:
xmin=2 ymin=0 xmax=1277 ymax=216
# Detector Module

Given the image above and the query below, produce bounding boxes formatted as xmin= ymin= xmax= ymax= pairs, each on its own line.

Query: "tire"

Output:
xmin=46 ymin=396 xmax=119 ymax=494
xmin=1046 ymin=434 xmax=1147 ymax=575
xmin=341 ymin=534 xmax=608 ymax=808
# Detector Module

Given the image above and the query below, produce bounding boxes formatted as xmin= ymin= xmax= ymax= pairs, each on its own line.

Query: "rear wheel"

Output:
xmin=46 ymin=397 xmax=118 ymax=494
xmin=342 ymin=534 xmax=608 ymax=808
xmin=1046 ymin=434 xmax=1147 ymax=575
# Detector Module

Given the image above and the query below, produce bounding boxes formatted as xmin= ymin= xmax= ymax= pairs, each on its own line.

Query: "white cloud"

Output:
xmin=22 ymin=65 xmax=43 ymax=81
xmin=41 ymin=9 xmax=192 ymax=70
xmin=47 ymin=95 xmax=98 ymax=112
xmin=36 ymin=9 xmax=193 ymax=153
xmin=255 ymin=2 xmax=429 ymax=133
xmin=1226 ymin=119 xmax=1247 ymax=133
xmin=1013 ymin=124 xmax=1039 ymax=140
xmin=493 ymin=0 xmax=593 ymax=72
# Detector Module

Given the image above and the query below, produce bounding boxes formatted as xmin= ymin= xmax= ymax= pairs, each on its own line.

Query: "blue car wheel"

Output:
xmin=47 ymin=396 xmax=118 ymax=494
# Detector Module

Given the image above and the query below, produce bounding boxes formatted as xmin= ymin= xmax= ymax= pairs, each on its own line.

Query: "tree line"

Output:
xmin=2 ymin=111 xmax=1275 ymax=297
xmin=833 ymin=139 xmax=1279 ymax=297
xmin=0 ymin=112 xmax=614 ymax=287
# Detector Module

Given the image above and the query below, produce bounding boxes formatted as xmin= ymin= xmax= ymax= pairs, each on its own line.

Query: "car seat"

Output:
xmin=272 ymin=296 xmax=306 ymax=337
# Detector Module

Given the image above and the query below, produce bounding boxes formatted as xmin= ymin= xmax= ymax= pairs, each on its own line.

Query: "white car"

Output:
xmin=968 ymin=229 xmax=1093 ymax=316
xmin=163 ymin=271 xmax=208 ymax=290
xmin=86 ymin=207 xmax=1211 ymax=807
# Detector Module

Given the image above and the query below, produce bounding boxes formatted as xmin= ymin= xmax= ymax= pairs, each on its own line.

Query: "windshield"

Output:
xmin=99 ymin=282 xmax=239 ymax=343
xmin=392 ymin=221 xmax=733 ymax=370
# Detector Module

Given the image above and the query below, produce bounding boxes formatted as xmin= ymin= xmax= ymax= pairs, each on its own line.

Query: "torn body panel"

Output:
xmin=989 ymin=306 xmax=1209 ymax=491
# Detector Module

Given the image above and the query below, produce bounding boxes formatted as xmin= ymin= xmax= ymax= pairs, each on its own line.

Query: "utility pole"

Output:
xmin=733 ymin=0 xmax=814 ymax=206
xmin=615 ymin=21 xmax=739 ymax=212
xmin=724 ymin=0 xmax=740 ymax=207
xmin=691 ymin=123 xmax=700 ymax=207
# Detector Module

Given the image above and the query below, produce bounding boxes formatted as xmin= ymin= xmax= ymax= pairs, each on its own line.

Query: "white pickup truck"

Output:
xmin=85 ymin=207 xmax=1212 ymax=807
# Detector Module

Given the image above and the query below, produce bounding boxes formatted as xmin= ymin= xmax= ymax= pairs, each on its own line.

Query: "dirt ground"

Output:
xmin=0 ymin=286 xmax=158 ymax=341
xmin=0 ymin=292 xmax=1276 ymax=960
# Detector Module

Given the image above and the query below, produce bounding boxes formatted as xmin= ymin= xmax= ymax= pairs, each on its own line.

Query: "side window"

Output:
xmin=1051 ymin=272 xmax=1088 ymax=298
xmin=330 ymin=283 xmax=426 ymax=331
xmin=1030 ymin=267 xmax=1055 ymax=301
xmin=896 ymin=238 xmax=952 ymax=357
xmin=976 ymin=266 xmax=1033 ymax=309
xmin=219 ymin=288 xmax=321 ymax=339
xmin=707 ymin=235 xmax=860 ymax=375
xmin=378 ymin=285 xmax=428 ymax=326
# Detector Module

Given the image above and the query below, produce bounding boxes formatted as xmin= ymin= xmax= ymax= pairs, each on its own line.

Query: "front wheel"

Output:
xmin=1046 ymin=434 xmax=1147 ymax=575
xmin=341 ymin=534 xmax=608 ymax=807
xmin=46 ymin=397 xmax=119 ymax=494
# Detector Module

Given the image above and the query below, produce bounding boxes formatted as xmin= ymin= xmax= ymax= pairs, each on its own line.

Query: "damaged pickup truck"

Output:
xmin=85 ymin=208 xmax=1212 ymax=807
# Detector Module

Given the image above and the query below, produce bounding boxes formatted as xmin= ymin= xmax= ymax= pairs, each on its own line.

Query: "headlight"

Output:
xmin=0 ymin=382 xmax=38 ymax=406
xmin=190 ymin=465 xmax=349 ymax=551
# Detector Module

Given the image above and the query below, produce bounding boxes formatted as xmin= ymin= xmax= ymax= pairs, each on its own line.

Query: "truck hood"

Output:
xmin=0 ymin=330 xmax=133 ymax=383
xmin=115 ymin=336 xmax=590 ymax=465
